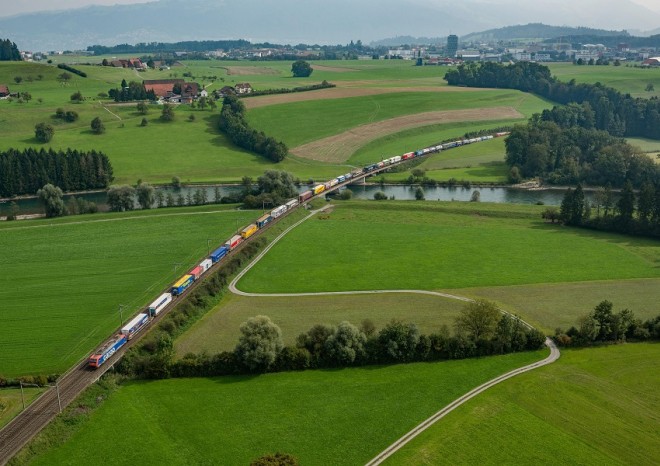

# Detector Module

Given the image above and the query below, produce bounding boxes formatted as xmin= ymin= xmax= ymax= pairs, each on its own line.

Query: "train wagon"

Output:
xmin=148 ymin=292 xmax=173 ymax=317
xmin=312 ymin=184 xmax=325 ymax=195
xmin=199 ymin=259 xmax=212 ymax=274
xmin=226 ymin=234 xmax=243 ymax=250
xmin=329 ymin=178 xmax=339 ymax=187
xmin=88 ymin=334 xmax=127 ymax=368
xmin=271 ymin=205 xmax=287 ymax=218
xmin=189 ymin=265 xmax=203 ymax=280
xmin=210 ymin=245 xmax=229 ymax=263
xmin=171 ymin=274 xmax=194 ymax=296
xmin=285 ymin=199 xmax=299 ymax=210
xmin=121 ymin=313 xmax=150 ymax=340
xmin=257 ymin=213 xmax=273 ymax=228
xmin=299 ymin=191 xmax=313 ymax=203
xmin=241 ymin=223 xmax=258 ymax=239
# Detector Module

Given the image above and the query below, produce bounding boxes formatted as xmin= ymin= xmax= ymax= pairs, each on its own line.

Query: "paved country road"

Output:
xmin=229 ymin=205 xmax=561 ymax=466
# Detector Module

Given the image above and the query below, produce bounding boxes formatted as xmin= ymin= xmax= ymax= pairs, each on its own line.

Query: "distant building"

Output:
xmin=642 ymin=57 xmax=660 ymax=67
xmin=234 ymin=83 xmax=253 ymax=94
xmin=446 ymin=34 xmax=458 ymax=58
xmin=143 ymin=79 xmax=185 ymax=98
xmin=0 ymin=85 xmax=9 ymax=98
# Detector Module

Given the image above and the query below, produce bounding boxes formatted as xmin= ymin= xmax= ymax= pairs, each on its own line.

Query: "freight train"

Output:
xmin=88 ymin=131 xmax=506 ymax=368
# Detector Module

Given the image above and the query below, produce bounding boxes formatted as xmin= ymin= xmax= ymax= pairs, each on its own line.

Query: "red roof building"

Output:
xmin=0 ymin=85 xmax=9 ymax=97
xmin=143 ymin=79 xmax=185 ymax=98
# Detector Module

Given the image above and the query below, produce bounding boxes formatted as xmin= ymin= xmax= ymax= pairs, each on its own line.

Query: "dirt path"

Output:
xmin=290 ymin=107 xmax=523 ymax=163
xmin=228 ymin=205 xmax=560 ymax=466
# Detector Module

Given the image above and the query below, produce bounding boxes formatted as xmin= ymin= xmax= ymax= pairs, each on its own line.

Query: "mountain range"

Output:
xmin=1 ymin=0 xmax=660 ymax=51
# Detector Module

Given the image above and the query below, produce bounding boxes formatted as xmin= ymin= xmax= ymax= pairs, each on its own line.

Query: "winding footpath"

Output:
xmin=229 ymin=205 xmax=560 ymax=466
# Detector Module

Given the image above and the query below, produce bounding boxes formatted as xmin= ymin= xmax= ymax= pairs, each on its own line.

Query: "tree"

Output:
xmin=234 ymin=315 xmax=283 ymax=372
xmin=592 ymin=300 xmax=614 ymax=340
xmin=13 ymin=76 xmax=22 ymax=84
xmin=161 ymin=103 xmax=175 ymax=122
xmin=470 ymin=190 xmax=480 ymax=202
xmin=6 ymin=201 xmax=19 ymax=221
xmin=646 ymin=83 xmax=655 ymax=92
xmin=616 ymin=180 xmax=635 ymax=227
xmin=454 ymin=299 xmax=501 ymax=341
xmin=107 ymin=185 xmax=136 ymax=212
xmin=373 ymin=191 xmax=387 ymax=200
xmin=37 ymin=184 xmax=66 ymax=218
xmin=541 ymin=207 xmax=560 ymax=223
xmin=136 ymin=101 xmax=148 ymax=114
xmin=58 ymin=72 xmax=72 ymax=82
xmin=140 ymin=117 xmax=148 ymax=127
xmin=376 ymin=320 xmax=420 ymax=362
xmin=136 ymin=182 xmax=155 ymax=209
xmin=20 ymin=91 xmax=31 ymax=102
xmin=414 ymin=186 xmax=425 ymax=200
xmin=34 ymin=122 xmax=54 ymax=142
xmin=291 ymin=60 xmax=313 ymax=78
xmin=188 ymin=114 xmax=196 ymax=122
xmin=70 ymin=91 xmax=83 ymax=102
xmin=90 ymin=117 xmax=105 ymax=134
xmin=323 ymin=321 xmax=367 ymax=365
xmin=198 ymin=96 xmax=208 ymax=110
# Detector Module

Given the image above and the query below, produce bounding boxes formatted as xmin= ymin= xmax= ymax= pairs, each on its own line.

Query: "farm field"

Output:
xmin=236 ymin=201 xmax=660 ymax=294
xmin=387 ymin=343 xmax=660 ymax=466
xmin=0 ymin=204 xmax=258 ymax=377
xmin=175 ymin=292 xmax=466 ymax=357
xmin=548 ymin=62 xmax=660 ymax=98
xmin=22 ymin=351 xmax=546 ymax=466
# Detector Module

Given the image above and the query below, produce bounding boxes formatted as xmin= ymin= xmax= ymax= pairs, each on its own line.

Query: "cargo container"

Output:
xmin=148 ymin=292 xmax=173 ymax=317
xmin=121 ymin=313 xmax=150 ymax=340
xmin=402 ymin=153 xmax=414 ymax=160
xmin=312 ymin=185 xmax=325 ymax=195
xmin=376 ymin=161 xmax=385 ymax=168
xmin=330 ymin=178 xmax=339 ymax=187
xmin=337 ymin=175 xmax=345 ymax=183
xmin=210 ymin=245 xmax=229 ymax=263
xmin=324 ymin=181 xmax=332 ymax=190
xmin=344 ymin=172 xmax=353 ymax=180
xmin=199 ymin=259 xmax=212 ymax=274
xmin=226 ymin=234 xmax=243 ymax=250
xmin=257 ymin=213 xmax=273 ymax=228
xmin=241 ymin=223 xmax=258 ymax=239
xmin=189 ymin=265 xmax=203 ymax=280
xmin=285 ymin=199 xmax=299 ymax=210
xmin=88 ymin=334 xmax=127 ymax=368
xmin=495 ymin=132 xmax=510 ymax=137
xmin=351 ymin=169 xmax=363 ymax=177
xmin=390 ymin=155 xmax=402 ymax=164
xmin=271 ymin=205 xmax=287 ymax=218
xmin=171 ymin=274 xmax=194 ymax=296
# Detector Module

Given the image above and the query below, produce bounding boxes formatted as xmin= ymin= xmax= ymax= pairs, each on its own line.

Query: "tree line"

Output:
xmin=444 ymin=61 xmax=660 ymax=140
xmin=504 ymin=117 xmax=659 ymax=187
xmin=553 ymin=300 xmax=660 ymax=347
xmin=108 ymin=79 xmax=156 ymax=102
xmin=118 ymin=296 xmax=546 ymax=380
xmin=553 ymin=181 xmax=660 ymax=237
xmin=56 ymin=63 xmax=87 ymax=78
xmin=0 ymin=148 xmax=113 ymax=197
xmin=218 ymin=96 xmax=288 ymax=163
xmin=0 ymin=38 xmax=20 ymax=61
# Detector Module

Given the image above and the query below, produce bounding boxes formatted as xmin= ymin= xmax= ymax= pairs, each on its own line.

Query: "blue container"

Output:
xmin=210 ymin=245 xmax=230 ymax=263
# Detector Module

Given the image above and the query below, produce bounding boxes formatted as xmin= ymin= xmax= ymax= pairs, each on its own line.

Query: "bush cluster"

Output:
xmin=241 ymin=81 xmax=335 ymax=98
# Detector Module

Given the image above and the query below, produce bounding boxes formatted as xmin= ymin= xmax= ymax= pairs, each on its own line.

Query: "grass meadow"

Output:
xmin=387 ymin=343 xmax=660 ymax=465
xmin=237 ymin=201 xmax=660 ymax=294
xmin=23 ymin=351 xmax=545 ymax=466
xmin=175 ymin=292 xmax=466 ymax=357
xmin=0 ymin=205 xmax=259 ymax=377
xmin=0 ymin=386 xmax=45 ymax=429
xmin=548 ymin=62 xmax=660 ymax=98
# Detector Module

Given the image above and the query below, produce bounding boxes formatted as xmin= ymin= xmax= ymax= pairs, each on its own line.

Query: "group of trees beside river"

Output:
xmin=444 ymin=61 xmax=660 ymax=139
xmin=0 ymin=148 xmax=113 ymax=197
xmin=118 ymin=298 xmax=546 ymax=379
xmin=218 ymin=96 xmax=288 ymax=163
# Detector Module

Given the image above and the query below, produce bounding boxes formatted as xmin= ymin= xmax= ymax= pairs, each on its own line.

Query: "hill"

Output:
xmin=461 ymin=23 xmax=628 ymax=42
xmin=3 ymin=0 xmax=660 ymax=51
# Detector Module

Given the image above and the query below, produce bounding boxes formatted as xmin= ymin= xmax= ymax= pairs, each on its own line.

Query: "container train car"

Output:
xmin=171 ymin=274 xmax=194 ymax=296
xmin=121 ymin=313 xmax=149 ymax=340
xmin=148 ymin=293 xmax=172 ymax=317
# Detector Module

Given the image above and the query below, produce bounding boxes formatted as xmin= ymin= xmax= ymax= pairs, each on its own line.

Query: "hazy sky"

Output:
xmin=1 ymin=0 xmax=659 ymax=17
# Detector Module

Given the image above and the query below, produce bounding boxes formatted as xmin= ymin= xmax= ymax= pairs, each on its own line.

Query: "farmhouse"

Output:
xmin=642 ymin=57 xmax=660 ymax=67
xmin=180 ymin=82 xmax=200 ymax=103
xmin=0 ymin=84 xmax=9 ymax=98
xmin=235 ymin=83 xmax=253 ymax=94
xmin=143 ymin=79 xmax=185 ymax=98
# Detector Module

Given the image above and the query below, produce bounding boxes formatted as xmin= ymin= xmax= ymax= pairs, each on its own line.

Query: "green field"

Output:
xmin=237 ymin=201 xmax=660 ymax=294
xmin=175 ymin=292 xmax=466 ymax=357
xmin=22 ymin=351 xmax=545 ymax=466
xmin=0 ymin=205 xmax=259 ymax=377
xmin=387 ymin=343 xmax=660 ymax=465
xmin=548 ymin=62 xmax=660 ymax=98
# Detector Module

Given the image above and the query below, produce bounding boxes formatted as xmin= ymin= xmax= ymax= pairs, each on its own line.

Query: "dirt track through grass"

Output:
xmin=290 ymin=107 xmax=523 ymax=163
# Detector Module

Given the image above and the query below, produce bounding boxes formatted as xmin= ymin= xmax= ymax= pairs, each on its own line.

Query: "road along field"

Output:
xmin=290 ymin=107 xmax=522 ymax=163
xmin=19 ymin=351 xmax=546 ymax=466
xmin=235 ymin=201 xmax=660 ymax=330
xmin=0 ymin=205 xmax=258 ymax=377
xmin=385 ymin=343 xmax=660 ymax=465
